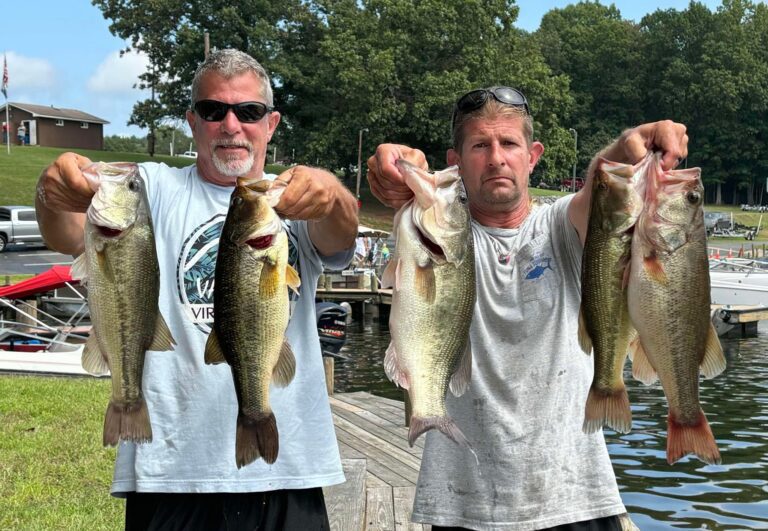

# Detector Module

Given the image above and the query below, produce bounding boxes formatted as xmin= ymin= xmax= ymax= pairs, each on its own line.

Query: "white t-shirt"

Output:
xmin=110 ymin=162 xmax=352 ymax=495
xmin=411 ymin=196 xmax=626 ymax=530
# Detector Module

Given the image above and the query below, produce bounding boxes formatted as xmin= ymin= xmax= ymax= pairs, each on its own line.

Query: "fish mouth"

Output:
xmin=245 ymin=234 xmax=274 ymax=249
xmin=95 ymin=225 xmax=124 ymax=238
xmin=417 ymin=228 xmax=445 ymax=258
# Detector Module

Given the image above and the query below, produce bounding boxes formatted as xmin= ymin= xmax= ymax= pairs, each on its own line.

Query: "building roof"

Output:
xmin=0 ymin=102 xmax=109 ymax=125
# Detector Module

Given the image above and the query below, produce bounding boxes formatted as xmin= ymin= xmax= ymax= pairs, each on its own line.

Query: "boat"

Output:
xmin=0 ymin=266 xmax=91 ymax=375
xmin=709 ymin=258 xmax=768 ymax=307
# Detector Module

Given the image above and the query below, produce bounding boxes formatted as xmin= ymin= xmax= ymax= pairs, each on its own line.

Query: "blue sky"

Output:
xmin=3 ymin=1 xmax=723 ymax=138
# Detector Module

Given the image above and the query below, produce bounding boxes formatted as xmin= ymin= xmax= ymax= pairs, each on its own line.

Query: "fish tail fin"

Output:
xmin=408 ymin=415 xmax=471 ymax=450
xmin=103 ymin=399 xmax=152 ymax=447
xmin=666 ymin=409 xmax=721 ymax=465
xmin=236 ymin=412 xmax=278 ymax=468
xmin=582 ymin=386 xmax=632 ymax=434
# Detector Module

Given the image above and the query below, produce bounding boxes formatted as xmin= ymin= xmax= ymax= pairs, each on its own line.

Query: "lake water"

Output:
xmin=332 ymin=316 xmax=768 ymax=530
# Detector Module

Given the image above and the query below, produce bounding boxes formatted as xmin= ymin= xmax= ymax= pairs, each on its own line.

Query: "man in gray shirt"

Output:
xmin=367 ymin=87 xmax=688 ymax=530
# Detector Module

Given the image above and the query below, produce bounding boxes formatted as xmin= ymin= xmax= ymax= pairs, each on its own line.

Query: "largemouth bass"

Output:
xmin=73 ymin=162 xmax=176 ymax=447
xmin=579 ymin=158 xmax=643 ymax=434
xmin=627 ymin=153 xmax=726 ymax=464
xmin=383 ymin=160 xmax=475 ymax=448
xmin=204 ymin=178 xmax=300 ymax=467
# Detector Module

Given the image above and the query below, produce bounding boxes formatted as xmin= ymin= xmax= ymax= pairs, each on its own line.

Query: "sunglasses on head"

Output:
xmin=451 ymin=86 xmax=530 ymax=130
xmin=193 ymin=99 xmax=274 ymax=123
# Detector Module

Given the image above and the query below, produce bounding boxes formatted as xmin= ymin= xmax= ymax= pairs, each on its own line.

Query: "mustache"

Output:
xmin=210 ymin=139 xmax=254 ymax=153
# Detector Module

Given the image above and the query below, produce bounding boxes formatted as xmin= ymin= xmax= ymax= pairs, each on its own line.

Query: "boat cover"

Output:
xmin=0 ymin=266 xmax=76 ymax=299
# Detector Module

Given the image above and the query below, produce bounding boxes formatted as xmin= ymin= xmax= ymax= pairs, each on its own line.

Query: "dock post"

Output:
xmin=323 ymin=356 xmax=335 ymax=395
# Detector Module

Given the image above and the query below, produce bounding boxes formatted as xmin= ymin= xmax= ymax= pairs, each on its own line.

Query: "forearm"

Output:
xmin=35 ymin=194 xmax=86 ymax=256
xmin=308 ymin=182 xmax=359 ymax=256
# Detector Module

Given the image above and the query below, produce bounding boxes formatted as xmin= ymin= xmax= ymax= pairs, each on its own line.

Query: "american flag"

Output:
xmin=2 ymin=55 xmax=7 ymax=99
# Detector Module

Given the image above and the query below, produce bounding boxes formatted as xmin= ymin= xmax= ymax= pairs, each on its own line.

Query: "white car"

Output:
xmin=179 ymin=151 xmax=198 ymax=159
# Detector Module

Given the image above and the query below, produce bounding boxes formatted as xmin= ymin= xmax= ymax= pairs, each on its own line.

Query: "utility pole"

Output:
xmin=568 ymin=128 xmax=578 ymax=192
xmin=356 ymin=128 xmax=369 ymax=202
xmin=204 ymin=33 xmax=210 ymax=58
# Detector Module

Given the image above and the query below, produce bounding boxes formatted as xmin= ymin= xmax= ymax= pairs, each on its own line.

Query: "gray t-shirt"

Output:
xmin=411 ymin=196 xmax=625 ymax=530
xmin=110 ymin=163 xmax=351 ymax=495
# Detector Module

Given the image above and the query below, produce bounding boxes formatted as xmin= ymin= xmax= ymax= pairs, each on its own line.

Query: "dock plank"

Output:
xmin=393 ymin=486 xmax=427 ymax=531
xmin=326 ymin=459 xmax=366 ymax=531
xmin=333 ymin=414 xmax=422 ymax=471
xmin=334 ymin=392 xmax=411 ymax=430
xmin=332 ymin=402 xmax=424 ymax=457
xmin=365 ymin=487 xmax=395 ymax=531
xmin=334 ymin=424 xmax=416 ymax=487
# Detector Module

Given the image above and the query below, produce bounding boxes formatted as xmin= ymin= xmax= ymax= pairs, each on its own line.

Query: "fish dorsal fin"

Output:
xmin=272 ymin=339 xmax=296 ymax=387
xmin=415 ymin=262 xmax=436 ymax=303
xmin=259 ymin=261 xmax=280 ymax=298
xmin=285 ymin=264 xmax=301 ymax=295
xmin=449 ymin=339 xmax=472 ymax=397
xmin=204 ymin=328 xmax=227 ymax=365
xmin=81 ymin=334 xmax=110 ymax=376
xmin=577 ymin=307 xmax=593 ymax=355
xmin=701 ymin=323 xmax=726 ymax=379
xmin=148 ymin=312 xmax=176 ymax=351
xmin=629 ymin=335 xmax=658 ymax=385
xmin=383 ymin=341 xmax=409 ymax=389
xmin=71 ymin=253 xmax=89 ymax=285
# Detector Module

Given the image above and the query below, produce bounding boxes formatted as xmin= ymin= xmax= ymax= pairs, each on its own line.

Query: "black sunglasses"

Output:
xmin=193 ymin=99 xmax=274 ymax=123
xmin=451 ymin=86 xmax=530 ymax=130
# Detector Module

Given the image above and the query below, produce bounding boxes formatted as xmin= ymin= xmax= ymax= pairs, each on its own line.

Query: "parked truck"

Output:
xmin=0 ymin=206 xmax=44 ymax=252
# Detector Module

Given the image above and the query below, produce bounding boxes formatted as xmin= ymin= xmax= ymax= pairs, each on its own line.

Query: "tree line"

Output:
xmin=93 ymin=0 xmax=768 ymax=205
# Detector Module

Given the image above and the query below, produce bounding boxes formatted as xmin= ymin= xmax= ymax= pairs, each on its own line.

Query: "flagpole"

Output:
xmin=5 ymin=97 xmax=9 ymax=155
xmin=3 ymin=52 xmax=8 ymax=155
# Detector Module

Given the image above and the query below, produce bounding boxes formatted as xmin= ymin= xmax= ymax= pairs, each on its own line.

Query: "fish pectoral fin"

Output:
xmin=285 ymin=264 xmax=301 ymax=295
xmin=81 ymin=334 xmax=109 ymax=376
xmin=414 ymin=262 xmax=436 ymax=303
xmin=700 ymin=323 xmax=726 ymax=379
xmin=71 ymin=253 xmax=89 ymax=285
xmin=259 ymin=261 xmax=281 ymax=298
xmin=204 ymin=329 xmax=228 ymax=365
xmin=383 ymin=342 xmax=409 ymax=389
xmin=381 ymin=258 xmax=397 ymax=289
xmin=629 ymin=335 xmax=658 ymax=385
xmin=148 ymin=312 xmax=176 ymax=351
xmin=272 ymin=339 xmax=296 ymax=387
xmin=97 ymin=248 xmax=115 ymax=283
xmin=449 ymin=340 xmax=472 ymax=397
xmin=643 ymin=255 xmax=667 ymax=284
xmin=577 ymin=307 xmax=593 ymax=355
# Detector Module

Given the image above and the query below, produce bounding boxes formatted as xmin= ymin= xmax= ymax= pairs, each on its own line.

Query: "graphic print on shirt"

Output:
xmin=176 ymin=214 xmax=301 ymax=333
xmin=524 ymin=256 xmax=554 ymax=280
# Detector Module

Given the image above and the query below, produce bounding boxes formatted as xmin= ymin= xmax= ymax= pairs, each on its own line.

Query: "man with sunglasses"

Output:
xmin=367 ymin=86 xmax=687 ymax=531
xmin=35 ymin=49 xmax=358 ymax=530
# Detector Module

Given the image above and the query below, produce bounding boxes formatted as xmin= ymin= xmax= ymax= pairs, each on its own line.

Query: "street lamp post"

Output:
xmin=568 ymin=128 xmax=578 ymax=193
xmin=356 ymin=127 xmax=369 ymax=202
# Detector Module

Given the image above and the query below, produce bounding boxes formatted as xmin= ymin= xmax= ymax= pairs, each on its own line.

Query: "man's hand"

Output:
xmin=274 ymin=165 xmax=341 ymax=220
xmin=275 ymin=165 xmax=359 ymax=257
xmin=38 ymin=152 xmax=96 ymax=213
xmin=612 ymin=120 xmax=689 ymax=171
xmin=366 ymin=144 xmax=427 ymax=209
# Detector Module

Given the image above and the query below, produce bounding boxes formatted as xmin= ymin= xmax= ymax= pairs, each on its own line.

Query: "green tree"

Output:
xmin=536 ymin=2 xmax=644 ymax=178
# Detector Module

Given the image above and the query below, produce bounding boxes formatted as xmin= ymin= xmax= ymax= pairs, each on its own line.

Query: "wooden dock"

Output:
xmin=324 ymin=391 xmax=430 ymax=531
xmin=711 ymin=304 xmax=768 ymax=338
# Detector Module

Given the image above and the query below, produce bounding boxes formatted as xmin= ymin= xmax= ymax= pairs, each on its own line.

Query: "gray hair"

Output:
xmin=190 ymin=48 xmax=274 ymax=107
xmin=452 ymin=100 xmax=533 ymax=151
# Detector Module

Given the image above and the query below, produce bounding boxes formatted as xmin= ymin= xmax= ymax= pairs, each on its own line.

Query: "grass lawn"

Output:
xmin=0 ymin=375 xmax=123 ymax=530
xmin=0 ymin=146 xmax=287 ymax=206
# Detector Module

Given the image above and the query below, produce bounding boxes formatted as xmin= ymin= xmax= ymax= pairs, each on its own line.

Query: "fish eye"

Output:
xmin=458 ymin=193 xmax=468 ymax=204
xmin=231 ymin=196 xmax=243 ymax=207
xmin=686 ymin=191 xmax=700 ymax=204
xmin=598 ymin=181 xmax=608 ymax=190
xmin=128 ymin=179 xmax=140 ymax=192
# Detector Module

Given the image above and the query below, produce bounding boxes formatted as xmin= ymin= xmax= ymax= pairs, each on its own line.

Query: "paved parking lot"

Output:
xmin=0 ymin=245 xmax=73 ymax=275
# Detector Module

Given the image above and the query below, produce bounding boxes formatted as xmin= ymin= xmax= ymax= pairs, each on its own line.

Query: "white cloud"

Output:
xmin=4 ymin=52 xmax=56 ymax=90
xmin=87 ymin=49 xmax=149 ymax=95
